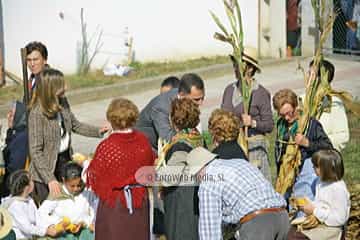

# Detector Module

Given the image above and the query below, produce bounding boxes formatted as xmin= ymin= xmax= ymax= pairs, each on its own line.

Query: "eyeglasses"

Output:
xmin=279 ymin=109 xmax=295 ymax=119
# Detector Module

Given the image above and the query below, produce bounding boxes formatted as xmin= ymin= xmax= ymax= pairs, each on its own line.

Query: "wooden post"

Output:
xmin=21 ymin=48 xmax=29 ymax=105
xmin=21 ymin=47 xmax=31 ymax=171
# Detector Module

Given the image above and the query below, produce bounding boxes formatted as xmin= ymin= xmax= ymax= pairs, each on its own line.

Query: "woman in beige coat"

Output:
xmin=28 ymin=68 xmax=108 ymax=204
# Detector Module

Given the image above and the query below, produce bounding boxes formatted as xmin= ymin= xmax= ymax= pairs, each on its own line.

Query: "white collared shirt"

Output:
xmin=38 ymin=185 xmax=97 ymax=227
xmin=1 ymin=196 xmax=47 ymax=239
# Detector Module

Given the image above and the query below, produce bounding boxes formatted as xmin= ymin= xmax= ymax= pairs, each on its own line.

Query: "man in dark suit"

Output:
xmin=136 ymin=73 xmax=205 ymax=150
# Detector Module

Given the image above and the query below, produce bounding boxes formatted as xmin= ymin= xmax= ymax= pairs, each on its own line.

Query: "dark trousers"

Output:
xmin=32 ymin=181 xmax=49 ymax=206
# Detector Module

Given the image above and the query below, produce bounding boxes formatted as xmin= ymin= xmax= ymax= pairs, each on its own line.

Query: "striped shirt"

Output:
xmin=198 ymin=158 xmax=286 ymax=240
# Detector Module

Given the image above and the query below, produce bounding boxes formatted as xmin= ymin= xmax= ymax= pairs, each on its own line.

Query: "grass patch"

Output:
xmin=0 ymin=55 xmax=229 ymax=103
xmin=342 ymin=112 xmax=360 ymax=184
xmin=0 ymin=85 xmax=23 ymax=104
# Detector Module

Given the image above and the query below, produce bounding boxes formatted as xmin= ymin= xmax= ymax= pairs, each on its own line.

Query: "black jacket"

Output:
xmin=275 ymin=118 xmax=333 ymax=171
xmin=212 ymin=140 xmax=248 ymax=161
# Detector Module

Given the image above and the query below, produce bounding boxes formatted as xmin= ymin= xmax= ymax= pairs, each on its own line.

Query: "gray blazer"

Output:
xmin=28 ymin=104 xmax=102 ymax=184
xmin=136 ymin=88 xmax=177 ymax=150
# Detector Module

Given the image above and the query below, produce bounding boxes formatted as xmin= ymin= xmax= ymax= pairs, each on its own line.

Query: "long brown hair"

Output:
xmin=29 ymin=68 xmax=65 ymax=118
xmin=312 ymin=149 xmax=344 ymax=182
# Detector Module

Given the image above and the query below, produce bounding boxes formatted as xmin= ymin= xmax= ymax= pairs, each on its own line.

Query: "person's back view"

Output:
xmin=308 ymin=59 xmax=350 ymax=150
xmin=319 ymin=96 xmax=349 ymax=150
xmin=0 ymin=102 xmax=28 ymax=198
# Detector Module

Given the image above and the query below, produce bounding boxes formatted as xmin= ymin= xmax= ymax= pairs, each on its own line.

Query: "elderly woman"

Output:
xmin=197 ymin=108 xmax=289 ymax=240
xmin=28 ymin=68 xmax=107 ymax=204
xmin=221 ymin=47 xmax=274 ymax=181
xmin=208 ymin=109 xmax=247 ymax=160
xmin=87 ymin=98 xmax=155 ymax=240
xmin=159 ymin=98 xmax=204 ymax=240
xmin=273 ymin=89 xmax=333 ymax=212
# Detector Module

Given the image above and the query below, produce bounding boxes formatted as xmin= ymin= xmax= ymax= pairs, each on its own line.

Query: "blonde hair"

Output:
xmin=208 ymin=109 xmax=240 ymax=143
xmin=272 ymin=88 xmax=298 ymax=112
xmin=29 ymin=68 xmax=65 ymax=118
xmin=106 ymin=98 xmax=139 ymax=130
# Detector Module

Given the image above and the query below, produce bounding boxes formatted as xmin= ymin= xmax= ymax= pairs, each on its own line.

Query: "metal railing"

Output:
xmin=326 ymin=0 xmax=360 ymax=59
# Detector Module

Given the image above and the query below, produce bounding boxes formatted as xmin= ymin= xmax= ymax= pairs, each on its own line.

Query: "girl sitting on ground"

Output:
xmin=38 ymin=162 xmax=96 ymax=240
xmin=1 ymin=170 xmax=57 ymax=239
xmin=288 ymin=149 xmax=351 ymax=240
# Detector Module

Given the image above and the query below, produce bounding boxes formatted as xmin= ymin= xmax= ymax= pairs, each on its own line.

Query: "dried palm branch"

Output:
xmin=210 ymin=0 xmax=250 ymax=154
xmin=279 ymin=5 xmax=360 ymax=195
xmin=276 ymin=2 xmax=337 ymax=194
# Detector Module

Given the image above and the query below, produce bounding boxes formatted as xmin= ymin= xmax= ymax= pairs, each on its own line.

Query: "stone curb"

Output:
xmin=0 ymin=56 xmax=306 ymax=116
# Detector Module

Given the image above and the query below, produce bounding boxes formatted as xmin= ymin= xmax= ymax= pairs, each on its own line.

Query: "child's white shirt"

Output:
xmin=313 ymin=180 xmax=350 ymax=226
xmin=38 ymin=185 xmax=97 ymax=227
xmin=1 ymin=196 xmax=47 ymax=239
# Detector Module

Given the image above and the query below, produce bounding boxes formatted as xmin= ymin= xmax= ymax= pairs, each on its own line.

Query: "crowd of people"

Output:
xmin=0 ymin=41 xmax=351 ymax=240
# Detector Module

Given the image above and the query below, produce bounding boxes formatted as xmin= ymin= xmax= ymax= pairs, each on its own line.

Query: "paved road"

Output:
xmin=2 ymin=57 xmax=359 ymax=155
xmin=69 ymin=56 xmax=360 ymax=155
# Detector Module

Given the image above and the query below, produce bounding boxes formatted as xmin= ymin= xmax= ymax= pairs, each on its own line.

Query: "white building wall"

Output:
xmin=269 ymin=0 xmax=286 ymax=58
xmin=3 ymin=0 xmax=259 ymax=75
xmin=259 ymin=0 xmax=271 ymax=58
xmin=301 ymin=0 xmax=316 ymax=56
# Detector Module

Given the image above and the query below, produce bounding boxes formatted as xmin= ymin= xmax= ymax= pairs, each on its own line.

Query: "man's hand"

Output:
xmin=295 ymin=133 xmax=310 ymax=147
xmin=346 ymin=20 xmax=357 ymax=32
xmin=241 ymin=114 xmax=252 ymax=127
xmin=48 ymin=180 xmax=62 ymax=197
